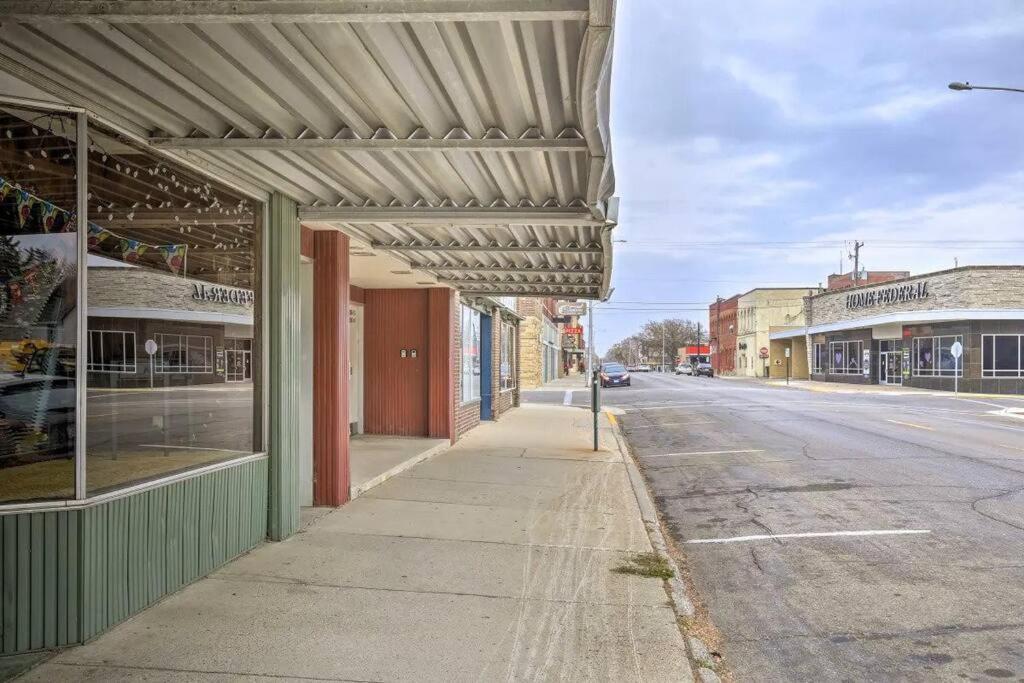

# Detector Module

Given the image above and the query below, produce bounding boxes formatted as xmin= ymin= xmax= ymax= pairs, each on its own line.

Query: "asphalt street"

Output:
xmin=86 ymin=385 xmax=255 ymax=454
xmin=523 ymin=374 xmax=1024 ymax=681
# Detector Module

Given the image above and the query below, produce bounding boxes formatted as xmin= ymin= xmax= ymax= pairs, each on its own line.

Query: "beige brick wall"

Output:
xmin=810 ymin=267 xmax=1024 ymax=326
xmin=518 ymin=317 xmax=543 ymax=389
xmin=89 ymin=268 xmax=254 ymax=317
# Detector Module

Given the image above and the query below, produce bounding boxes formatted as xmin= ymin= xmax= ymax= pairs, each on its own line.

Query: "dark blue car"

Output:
xmin=600 ymin=362 xmax=631 ymax=388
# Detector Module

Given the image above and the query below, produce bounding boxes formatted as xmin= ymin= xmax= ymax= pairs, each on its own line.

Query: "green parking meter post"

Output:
xmin=592 ymin=369 xmax=600 ymax=451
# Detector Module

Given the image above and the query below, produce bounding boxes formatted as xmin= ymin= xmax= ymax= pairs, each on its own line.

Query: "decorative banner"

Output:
xmin=157 ymin=244 xmax=187 ymax=275
xmin=38 ymin=202 xmax=61 ymax=232
xmin=118 ymin=238 xmax=148 ymax=263
xmin=87 ymin=223 xmax=111 ymax=249
xmin=15 ymin=189 xmax=34 ymax=228
xmin=2 ymin=176 xmax=187 ymax=274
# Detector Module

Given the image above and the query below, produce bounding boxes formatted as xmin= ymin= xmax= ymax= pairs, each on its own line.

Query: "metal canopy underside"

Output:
xmin=0 ymin=0 xmax=618 ymax=298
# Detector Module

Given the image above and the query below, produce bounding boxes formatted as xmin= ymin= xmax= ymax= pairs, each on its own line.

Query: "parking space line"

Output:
xmin=886 ymin=419 xmax=934 ymax=431
xmin=642 ymin=449 xmax=764 ymax=458
xmin=563 ymin=390 xmax=572 ymax=406
xmin=686 ymin=529 xmax=931 ymax=544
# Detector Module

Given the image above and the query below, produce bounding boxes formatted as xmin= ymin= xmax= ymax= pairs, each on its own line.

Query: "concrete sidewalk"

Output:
xmin=21 ymin=405 xmax=694 ymax=682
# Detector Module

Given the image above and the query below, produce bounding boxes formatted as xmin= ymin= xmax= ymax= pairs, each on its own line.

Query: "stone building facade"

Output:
xmin=769 ymin=266 xmax=1024 ymax=394
xmin=516 ymin=297 xmax=561 ymax=388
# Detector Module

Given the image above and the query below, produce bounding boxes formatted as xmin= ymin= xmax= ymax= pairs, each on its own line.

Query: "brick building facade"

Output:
xmin=709 ymin=294 xmax=739 ymax=375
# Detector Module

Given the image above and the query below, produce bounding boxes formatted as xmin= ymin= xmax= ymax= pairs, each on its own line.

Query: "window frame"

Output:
xmin=812 ymin=342 xmax=825 ymax=374
xmin=828 ymin=340 xmax=864 ymax=375
xmin=154 ymin=333 xmax=214 ymax=374
xmin=88 ymin=329 xmax=137 ymax=374
xmin=982 ymin=333 xmax=1023 ymax=378
xmin=460 ymin=305 xmax=481 ymax=403
xmin=912 ymin=335 xmax=963 ymax=377
xmin=499 ymin=321 xmax=516 ymax=391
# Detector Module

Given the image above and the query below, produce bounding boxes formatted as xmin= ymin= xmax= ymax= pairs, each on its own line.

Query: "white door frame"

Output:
xmin=349 ymin=302 xmax=365 ymax=435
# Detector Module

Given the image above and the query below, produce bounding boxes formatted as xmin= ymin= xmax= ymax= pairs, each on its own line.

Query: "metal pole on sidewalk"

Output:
xmin=590 ymin=300 xmax=598 ymax=450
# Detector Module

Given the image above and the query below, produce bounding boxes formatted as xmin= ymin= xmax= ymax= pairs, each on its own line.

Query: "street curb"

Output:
xmin=605 ymin=410 xmax=725 ymax=681
xmin=604 ymin=412 xmax=695 ymax=620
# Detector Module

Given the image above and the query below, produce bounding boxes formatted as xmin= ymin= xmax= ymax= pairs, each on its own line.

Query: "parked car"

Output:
xmin=599 ymin=362 xmax=631 ymax=388
xmin=674 ymin=364 xmax=693 ymax=375
xmin=694 ymin=362 xmax=714 ymax=378
xmin=636 ymin=364 xmax=652 ymax=372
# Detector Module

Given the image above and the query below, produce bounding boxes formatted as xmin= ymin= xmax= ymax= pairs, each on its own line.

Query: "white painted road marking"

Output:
xmin=642 ymin=449 xmax=764 ymax=458
xmin=563 ymin=390 xmax=573 ymax=406
xmin=886 ymin=419 xmax=934 ymax=431
xmin=686 ymin=529 xmax=932 ymax=544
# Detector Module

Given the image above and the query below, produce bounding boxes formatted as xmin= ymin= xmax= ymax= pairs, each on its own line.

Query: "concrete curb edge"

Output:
xmin=605 ymin=411 xmax=694 ymax=617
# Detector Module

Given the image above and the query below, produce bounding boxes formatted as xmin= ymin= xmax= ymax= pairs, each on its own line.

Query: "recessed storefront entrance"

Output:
xmin=879 ymin=339 xmax=903 ymax=385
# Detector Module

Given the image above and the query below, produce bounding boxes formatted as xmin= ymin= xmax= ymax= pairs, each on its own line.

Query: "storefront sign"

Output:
xmin=557 ymin=302 xmax=588 ymax=316
xmin=563 ymin=325 xmax=583 ymax=335
xmin=192 ymin=283 xmax=255 ymax=306
xmin=846 ymin=281 xmax=929 ymax=310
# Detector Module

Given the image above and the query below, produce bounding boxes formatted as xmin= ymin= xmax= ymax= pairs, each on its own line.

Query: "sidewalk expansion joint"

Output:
xmin=46 ymin=661 xmax=381 ymax=682
xmin=294 ymin=529 xmax=637 ymax=553
xmin=361 ymin=494 xmax=620 ymax=513
xmin=209 ymin=572 xmax=675 ymax=610
xmin=392 ymin=474 xmax=566 ymax=489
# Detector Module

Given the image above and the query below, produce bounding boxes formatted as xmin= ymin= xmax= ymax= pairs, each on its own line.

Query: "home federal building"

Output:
xmin=770 ymin=266 xmax=1024 ymax=394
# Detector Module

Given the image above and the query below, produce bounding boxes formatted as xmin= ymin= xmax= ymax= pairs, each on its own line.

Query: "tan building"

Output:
xmin=515 ymin=298 xmax=562 ymax=388
xmin=734 ymin=287 xmax=821 ymax=377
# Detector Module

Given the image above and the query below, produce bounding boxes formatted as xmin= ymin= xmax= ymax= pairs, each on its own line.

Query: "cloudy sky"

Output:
xmin=598 ymin=0 xmax=1024 ymax=353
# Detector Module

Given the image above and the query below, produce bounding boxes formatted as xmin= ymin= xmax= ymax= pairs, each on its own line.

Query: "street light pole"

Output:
xmin=949 ymin=81 xmax=1024 ymax=94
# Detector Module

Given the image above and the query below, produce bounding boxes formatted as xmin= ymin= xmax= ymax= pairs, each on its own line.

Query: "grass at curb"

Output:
xmin=612 ymin=552 xmax=675 ymax=579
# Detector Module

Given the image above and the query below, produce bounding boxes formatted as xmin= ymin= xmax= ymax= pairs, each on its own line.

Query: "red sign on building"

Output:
xmin=564 ymin=325 xmax=583 ymax=335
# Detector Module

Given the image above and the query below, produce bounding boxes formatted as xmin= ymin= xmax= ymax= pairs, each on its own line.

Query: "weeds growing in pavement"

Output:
xmin=612 ymin=552 xmax=675 ymax=579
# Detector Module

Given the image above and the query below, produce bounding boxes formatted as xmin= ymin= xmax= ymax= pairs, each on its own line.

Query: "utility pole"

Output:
xmin=850 ymin=240 xmax=864 ymax=283
xmin=661 ymin=323 xmax=666 ymax=372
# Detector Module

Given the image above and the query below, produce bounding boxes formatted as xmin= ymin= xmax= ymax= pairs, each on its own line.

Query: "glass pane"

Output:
xmin=937 ymin=336 xmax=959 ymax=373
xmin=832 ymin=344 xmax=844 ymax=373
xmin=0 ymin=107 xmax=79 ymax=503
xmin=994 ymin=336 xmax=1020 ymax=372
xmin=916 ymin=338 xmax=934 ymax=372
xmin=85 ymin=120 xmax=260 ymax=495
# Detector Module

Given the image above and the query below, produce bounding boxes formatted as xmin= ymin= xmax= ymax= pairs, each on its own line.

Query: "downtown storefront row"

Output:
xmin=769 ymin=266 xmax=1024 ymax=394
xmin=0 ymin=2 xmax=618 ymax=656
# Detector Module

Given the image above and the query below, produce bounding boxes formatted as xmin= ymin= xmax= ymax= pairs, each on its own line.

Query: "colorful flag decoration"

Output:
xmin=118 ymin=238 xmax=148 ymax=263
xmin=15 ymin=189 xmax=34 ymax=228
xmin=87 ymin=223 xmax=111 ymax=249
xmin=157 ymin=244 xmax=187 ymax=275
xmin=38 ymin=201 xmax=61 ymax=232
xmin=0 ymin=179 xmax=11 ymax=203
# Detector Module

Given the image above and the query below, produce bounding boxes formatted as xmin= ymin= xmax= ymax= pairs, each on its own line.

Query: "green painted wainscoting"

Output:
xmin=1 ymin=457 xmax=268 ymax=655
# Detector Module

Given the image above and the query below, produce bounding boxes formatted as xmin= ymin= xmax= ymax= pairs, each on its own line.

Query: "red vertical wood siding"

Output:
xmin=350 ymin=285 xmax=365 ymax=304
xmin=313 ymin=231 xmax=350 ymax=506
xmin=427 ymin=288 xmax=454 ymax=439
xmin=364 ymin=289 xmax=429 ymax=436
xmin=300 ymin=226 xmax=315 ymax=259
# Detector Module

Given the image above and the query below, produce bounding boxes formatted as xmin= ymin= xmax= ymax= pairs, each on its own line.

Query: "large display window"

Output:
xmin=461 ymin=305 xmax=481 ymax=403
xmin=84 ymin=119 xmax=261 ymax=495
xmin=0 ymin=107 xmax=80 ymax=503
xmin=0 ymin=104 xmax=263 ymax=505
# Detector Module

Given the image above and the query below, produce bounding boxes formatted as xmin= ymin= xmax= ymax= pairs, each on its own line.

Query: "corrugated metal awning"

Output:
xmin=0 ymin=0 xmax=618 ymax=298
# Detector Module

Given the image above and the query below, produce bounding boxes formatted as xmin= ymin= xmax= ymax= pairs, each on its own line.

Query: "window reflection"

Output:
xmin=0 ymin=108 xmax=78 ymax=503
xmin=85 ymin=121 xmax=260 ymax=495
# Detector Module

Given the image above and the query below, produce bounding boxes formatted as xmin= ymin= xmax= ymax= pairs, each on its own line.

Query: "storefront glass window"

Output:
xmin=913 ymin=335 xmax=962 ymax=376
xmin=0 ymin=107 xmax=79 ymax=503
xmin=461 ymin=305 xmax=480 ymax=402
xmin=983 ymin=334 xmax=1022 ymax=378
xmin=829 ymin=341 xmax=863 ymax=374
xmin=812 ymin=343 xmax=826 ymax=374
xmin=85 ymin=120 xmax=261 ymax=495
xmin=499 ymin=321 xmax=516 ymax=390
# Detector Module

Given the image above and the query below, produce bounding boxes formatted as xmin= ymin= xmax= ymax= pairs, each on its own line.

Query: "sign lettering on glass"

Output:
xmin=846 ymin=281 xmax=929 ymax=310
xmin=192 ymin=283 xmax=255 ymax=306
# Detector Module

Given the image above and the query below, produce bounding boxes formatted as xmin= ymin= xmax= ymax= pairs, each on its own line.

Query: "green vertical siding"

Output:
xmin=1 ymin=456 xmax=268 ymax=654
xmin=267 ymin=192 xmax=302 ymax=541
